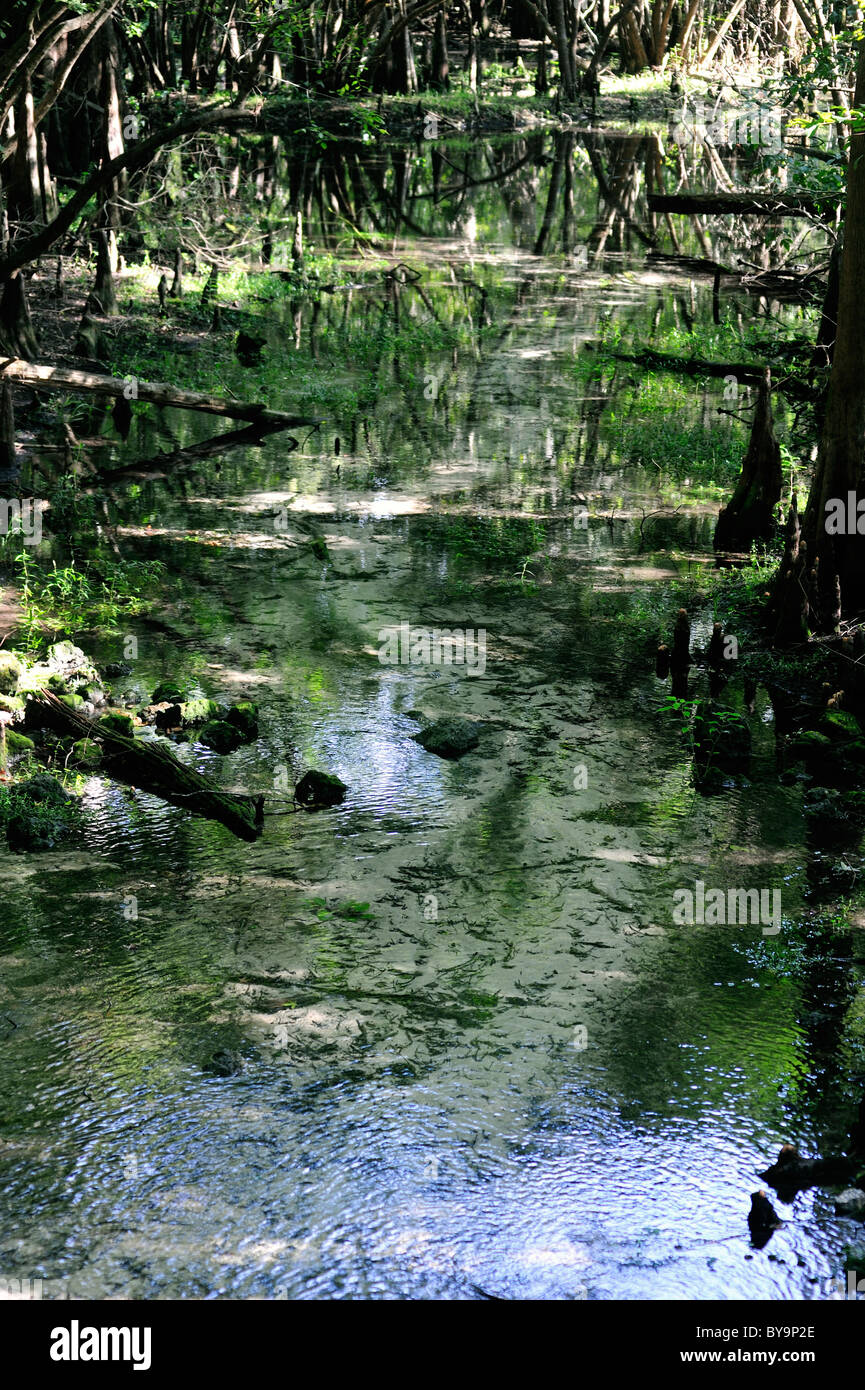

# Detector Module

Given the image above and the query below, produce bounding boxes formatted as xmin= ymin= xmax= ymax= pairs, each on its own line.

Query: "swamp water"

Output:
xmin=1 ymin=130 xmax=863 ymax=1300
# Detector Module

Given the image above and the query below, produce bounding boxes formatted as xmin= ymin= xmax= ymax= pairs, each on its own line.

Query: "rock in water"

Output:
xmin=413 ymin=718 xmax=480 ymax=760
xmin=225 ymin=702 xmax=259 ymax=741
xmin=295 ymin=770 xmax=347 ymax=807
xmin=759 ymin=1144 xmax=856 ymax=1195
xmin=748 ymin=1189 xmax=782 ymax=1241
xmin=199 ymin=720 xmax=245 ymax=755
xmin=204 ymin=1049 xmax=244 ymax=1078
xmin=835 ymin=1189 xmax=865 ymax=1219
xmin=151 ymin=680 xmax=188 ymax=704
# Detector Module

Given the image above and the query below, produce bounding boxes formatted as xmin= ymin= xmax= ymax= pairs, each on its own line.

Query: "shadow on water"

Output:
xmin=1 ymin=127 xmax=862 ymax=1301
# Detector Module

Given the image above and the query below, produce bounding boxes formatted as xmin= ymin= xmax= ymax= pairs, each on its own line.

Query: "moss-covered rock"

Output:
xmin=225 ymin=701 xmax=259 ymax=741
xmin=46 ymin=641 xmax=98 ymax=682
xmin=804 ymin=787 xmax=865 ymax=849
xmin=790 ymin=727 xmax=865 ymax=787
xmin=179 ymin=698 xmax=221 ymax=727
xmin=5 ymin=730 xmax=34 ymax=753
xmin=0 ymin=693 xmax=25 ymax=716
xmin=17 ymin=774 xmax=74 ymax=807
xmin=0 ymin=651 xmax=25 ymax=695
xmin=294 ymin=769 xmax=348 ymax=806
xmin=413 ymin=718 xmax=481 ymax=760
xmin=199 ymin=720 xmax=244 ymax=754
xmin=152 ymin=680 xmax=188 ymax=704
xmin=818 ymin=710 xmax=862 ymax=742
xmin=16 ymin=665 xmax=66 ymax=694
xmin=71 ymin=738 xmax=102 ymax=769
xmin=789 ymin=730 xmax=832 ymax=758
xmin=59 ymin=693 xmax=86 ymax=712
xmin=74 ymin=681 xmax=105 ymax=705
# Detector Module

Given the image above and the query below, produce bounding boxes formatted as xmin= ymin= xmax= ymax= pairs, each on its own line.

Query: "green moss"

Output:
xmin=5 ymin=730 xmax=34 ymax=753
xmin=152 ymin=680 xmax=188 ymax=704
xmin=97 ymin=711 xmax=135 ymax=737
xmin=790 ymin=730 xmax=832 ymax=756
xmin=71 ymin=738 xmax=102 ymax=769
xmin=818 ymin=710 xmax=862 ymax=741
xmin=179 ymin=697 xmax=221 ymax=727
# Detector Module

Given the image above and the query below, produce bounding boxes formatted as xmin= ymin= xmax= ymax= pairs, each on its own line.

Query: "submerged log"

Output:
xmin=648 ymin=191 xmax=841 ymax=218
xmin=29 ymin=690 xmax=264 ymax=841
xmin=0 ymin=357 xmax=320 ymax=428
xmin=93 ymin=419 xmax=296 ymax=482
xmin=714 ymin=370 xmax=783 ymax=552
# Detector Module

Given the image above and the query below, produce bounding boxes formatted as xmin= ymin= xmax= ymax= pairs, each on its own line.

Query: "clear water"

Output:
xmin=1 ymin=129 xmax=862 ymax=1301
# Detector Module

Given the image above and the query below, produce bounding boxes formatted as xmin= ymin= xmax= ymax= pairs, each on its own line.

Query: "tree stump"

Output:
xmin=714 ymin=369 xmax=782 ymax=552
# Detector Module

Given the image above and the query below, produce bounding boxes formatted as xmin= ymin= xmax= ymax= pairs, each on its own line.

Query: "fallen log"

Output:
xmin=28 ymin=690 xmax=264 ymax=842
xmin=648 ymin=191 xmax=841 ymax=218
xmin=0 ymin=357 xmax=320 ymax=429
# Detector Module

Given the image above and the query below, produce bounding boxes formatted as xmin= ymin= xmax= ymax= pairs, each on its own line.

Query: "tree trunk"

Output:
xmin=101 ymin=18 xmax=128 ymax=237
xmin=0 ymin=379 xmax=15 ymax=474
xmin=773 ymin=40 xmax=865 ymax=631
xmin=811 ymin=235 xmax=841 ymax=373
xmin=0 ymin=273 xmax=39 ymax=358
xmin=551 ymin=0 xmax=577 ymax=98
xmin=169 ymin=247 xmax=183 ymax=297
xmin=9 ymin=81 xmax=43 ymax=225
xmin=93 ymin=228 xmax=119 ymax=315
xmin=431 ymin=10 xmax=450 ymax=90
